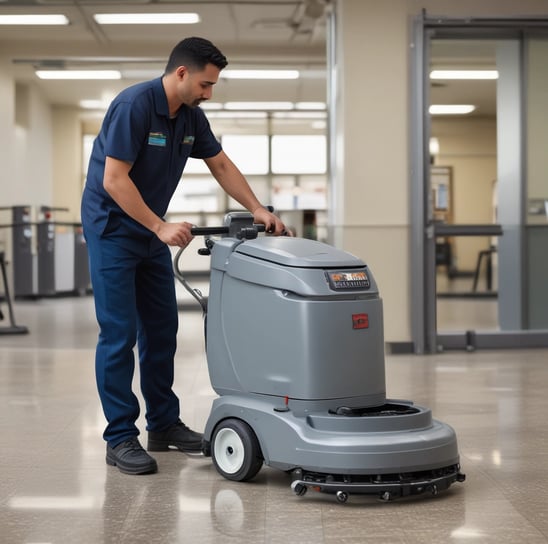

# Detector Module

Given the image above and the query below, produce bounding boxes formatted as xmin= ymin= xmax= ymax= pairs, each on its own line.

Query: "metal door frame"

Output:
xmin=410 ymin=12 xmax=548 ymax=353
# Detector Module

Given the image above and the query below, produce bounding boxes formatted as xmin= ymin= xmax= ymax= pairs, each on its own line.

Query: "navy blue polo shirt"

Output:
xmin=81 ymin=77 xmax=222 ymax=235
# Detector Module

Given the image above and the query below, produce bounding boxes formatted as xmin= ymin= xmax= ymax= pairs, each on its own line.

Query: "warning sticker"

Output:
xmin=352 ymin=313 xmax=369 ymax=329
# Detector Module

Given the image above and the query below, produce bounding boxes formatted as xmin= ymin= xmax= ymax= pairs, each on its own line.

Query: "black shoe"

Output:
xmin=148 ymin=420 xmax=203 ymax=453
xmin=106 ymin=436 xmax=158 ymax=475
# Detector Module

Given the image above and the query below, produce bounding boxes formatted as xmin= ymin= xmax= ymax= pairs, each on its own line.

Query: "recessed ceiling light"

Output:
xmin=429 ymin=105 xmax=476 ymax=115
xmin=430 ymin=70 xmax=498 ymax=80
xmin=0 ymin=14 xmax=69 ymax=25
xmin=36 ymin=70 xmax=121 ymax=80
xmin=93 ymin=13 xmax=200 ymax=25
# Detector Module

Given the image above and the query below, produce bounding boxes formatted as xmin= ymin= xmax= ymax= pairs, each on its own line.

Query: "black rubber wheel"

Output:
xmin=293 ymin=483 xmax=307 ymax=496
xmin=211 ymin=419 xmax=263 ymax=481
xmin=336 ymin=490 xmax=349 ymax=504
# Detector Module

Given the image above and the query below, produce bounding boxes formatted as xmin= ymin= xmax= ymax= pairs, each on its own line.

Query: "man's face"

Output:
xmin=176 ymin=63 xmax=220 ymax=108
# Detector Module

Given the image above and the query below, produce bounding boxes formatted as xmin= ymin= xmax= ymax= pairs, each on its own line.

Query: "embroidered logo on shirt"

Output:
xmin=182 ymin=135 xmax=195 ymax=145
xmin=148 ymin=132 xmax=167 ymax=147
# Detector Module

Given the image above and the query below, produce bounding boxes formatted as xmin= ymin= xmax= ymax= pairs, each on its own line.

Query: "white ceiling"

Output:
xmin=430 ymin=39 xmax=497 ymax=117
xmin=1 ymin=0 xmax=328 ymax=110
xmin=0 ymin=0 xmax=496 ymax=117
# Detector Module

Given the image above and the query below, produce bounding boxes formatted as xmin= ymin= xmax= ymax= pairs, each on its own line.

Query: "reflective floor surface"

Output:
xmin=1 ymin=296 xmax=548 ymax=543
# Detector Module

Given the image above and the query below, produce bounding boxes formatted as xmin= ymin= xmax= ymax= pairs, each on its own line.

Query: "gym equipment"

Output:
xmin=175 ymin=212 xmax=465 ymax=502
xmin=0 ymin=206 xmax=89 ymax=299
xmin=7 ymin=206 xmax=34 ymax=298
xmin=0 ymin=251 xmax=28 ymax=335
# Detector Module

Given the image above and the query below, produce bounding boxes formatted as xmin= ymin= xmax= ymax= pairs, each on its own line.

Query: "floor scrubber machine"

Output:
xmin=175 ymin=212 xmax=465 ymax=503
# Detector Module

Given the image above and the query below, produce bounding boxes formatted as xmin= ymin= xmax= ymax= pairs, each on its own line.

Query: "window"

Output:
xmin=271 ymin=135 xmax=326 ymax=174
xmin=184 ymin=157 xmax=211 ymax=174
xmin=168 ymin=177 xmax=219 ymax=213
xmin=221 ymin=135 xmax=269 ymax=174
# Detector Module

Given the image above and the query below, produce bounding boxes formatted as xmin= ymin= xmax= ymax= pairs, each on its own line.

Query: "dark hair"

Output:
xmin=165 ymin=37 xmax=228 ymax=73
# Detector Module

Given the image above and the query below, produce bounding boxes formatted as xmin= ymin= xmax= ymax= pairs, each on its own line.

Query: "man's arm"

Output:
xmin=204 ymin=150 xmax=287 ymax=235
xmin=103 ymin=156 xmax=194 ymax=247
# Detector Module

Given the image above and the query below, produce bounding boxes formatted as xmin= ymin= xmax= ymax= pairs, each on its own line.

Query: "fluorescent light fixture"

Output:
xmin=36 ymin=70 xmax=121 ymax=80
xmin=0 ymin=14 xmax=69 ymax=25
xmin=224 ymin=101 xmax=294 ymax=111
xmin=79 ymin=99 xmax=109 ymax=109
xmin=429 ymin=137 xmax=440 ymax=155
xmin=295 ymin=102 xmax=326 ymax=110
xmin=94 ymin=13 xmax=200 ymax=25
xmin=221 ymin=70 xmax=299 ymax=80
xmin=272 ymin=111 xmax=327 ymax=119
xmin=206 ymin=111 xmax=268 ymax=119
xmin=429 ymin=104 xmax=476 ymax=115
xmin=430 ymin=70 xmax=498 ymax=80
xmin=199 ymin=102 xmax=223 ymax=110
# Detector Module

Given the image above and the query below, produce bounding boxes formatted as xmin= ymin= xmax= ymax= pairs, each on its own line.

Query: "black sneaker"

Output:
xmin=148 ymin=420 xmax=203 ymax=453
xmin=106 ymin=436 xmax=158 ymax=475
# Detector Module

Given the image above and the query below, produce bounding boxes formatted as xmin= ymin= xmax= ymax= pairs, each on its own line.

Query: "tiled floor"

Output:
xmin=1 ymin=296 xmax=548 ymax=543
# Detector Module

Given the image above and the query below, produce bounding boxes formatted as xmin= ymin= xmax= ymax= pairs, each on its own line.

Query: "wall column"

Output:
xmin=328 ymin=0 xmax=411 ymax=346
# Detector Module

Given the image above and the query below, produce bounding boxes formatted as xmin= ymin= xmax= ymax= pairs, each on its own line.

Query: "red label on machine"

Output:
xmin=352 ymin=313 xmax=369 ymax=329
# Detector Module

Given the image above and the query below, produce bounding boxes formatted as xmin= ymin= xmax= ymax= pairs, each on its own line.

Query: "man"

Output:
xmin=81 ymin=37 xmax=287 ymax=475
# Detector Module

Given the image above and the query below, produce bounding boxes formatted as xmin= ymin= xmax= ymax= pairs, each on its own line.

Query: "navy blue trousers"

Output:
xmin=85 ymin=216 xmax=180 ymax=448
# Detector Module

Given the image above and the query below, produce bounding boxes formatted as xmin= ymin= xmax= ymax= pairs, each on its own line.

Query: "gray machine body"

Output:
xmin=203 ymin=236 xmax=459 ymax=475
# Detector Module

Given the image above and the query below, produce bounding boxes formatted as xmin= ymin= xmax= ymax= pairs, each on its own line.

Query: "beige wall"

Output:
xmin=0 ymin=56 xmax=14 ymax=185
xmin=52 ymin=106 xmax=83 ymax=222
xmin=0 ymin=62 xmax=53 ymax=210
xmin=331 ymin=0 xmax=548 ymax=345
xmin=0 ymin=55 xmax=15 ymax=258
xmin=0 ymin=70 xmax=53 ymax=289
xmin=527 ymin=39 xmax=548 ymax=204
xmin=332 ymin=0 xmax=410 ymax=344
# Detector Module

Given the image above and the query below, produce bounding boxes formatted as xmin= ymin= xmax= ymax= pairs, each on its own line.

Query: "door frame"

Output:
xmin=410 ymin=12 xmax=548 ymax=353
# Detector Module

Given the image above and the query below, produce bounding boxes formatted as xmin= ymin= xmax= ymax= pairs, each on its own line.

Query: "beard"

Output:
xmin=189 ymin=98 xmax=205 ymax=108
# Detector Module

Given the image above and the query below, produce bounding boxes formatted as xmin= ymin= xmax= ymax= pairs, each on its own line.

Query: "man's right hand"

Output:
xmin=155 ymin=221 xmax=195 ymax=248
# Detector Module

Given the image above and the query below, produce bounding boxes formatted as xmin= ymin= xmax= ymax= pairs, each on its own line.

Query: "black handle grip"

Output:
xmin=190 ymin=224 xmax=266 ymax=237
xmin=190 ymin=226 xmax=229 ymax=236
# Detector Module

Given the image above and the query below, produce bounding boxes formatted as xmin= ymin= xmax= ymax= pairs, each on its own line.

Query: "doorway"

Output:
xmin=411 ymin=16 xmax=548 ymax=352
xmin=429 ymin=39 xmax=500 ymax=335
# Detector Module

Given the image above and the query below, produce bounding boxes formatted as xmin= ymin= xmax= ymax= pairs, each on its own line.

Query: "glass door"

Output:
xmin=429 ymin=38 xmax=501 ymax=341
xmin=411 ymin=16 xmax=548 ymax=352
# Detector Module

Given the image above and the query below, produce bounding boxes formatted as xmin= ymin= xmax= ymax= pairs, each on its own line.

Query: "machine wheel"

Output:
xmin=336 ymin=491 xmax=349 ymax=504
xmin=292 ymin=483 xmax=308 ymax=497
xmin=212 ymin=419 xmax=263 ymax=482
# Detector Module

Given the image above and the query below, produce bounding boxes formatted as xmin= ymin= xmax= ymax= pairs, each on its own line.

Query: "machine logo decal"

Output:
xmin=352 ymin=313 xmax=369 ymax=329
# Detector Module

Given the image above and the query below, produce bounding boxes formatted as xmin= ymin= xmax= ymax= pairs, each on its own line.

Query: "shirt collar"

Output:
xmin=152 ymin=77 xmax=170 ymax=118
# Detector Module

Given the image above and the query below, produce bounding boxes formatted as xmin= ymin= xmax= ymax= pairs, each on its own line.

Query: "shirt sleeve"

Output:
xmin=189 ymin=108 xmax=222 ymax=159
xmin=103 ymin=99 xmax=148 ymax=164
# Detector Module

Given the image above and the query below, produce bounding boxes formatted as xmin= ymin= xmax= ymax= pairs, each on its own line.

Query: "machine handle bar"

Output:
xmin=190 ymin=224 xmax=266 ymax=237
xmin=174 ymin=223 xmax=266 ymax=314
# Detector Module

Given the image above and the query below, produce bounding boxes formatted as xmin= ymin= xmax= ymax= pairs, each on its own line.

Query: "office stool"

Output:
xmin=472 ymin=246 xmax=496 ymax=292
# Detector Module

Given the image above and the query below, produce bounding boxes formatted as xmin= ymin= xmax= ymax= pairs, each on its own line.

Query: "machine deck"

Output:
xmin=291 ymin=464 xmax=466 ymax=503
